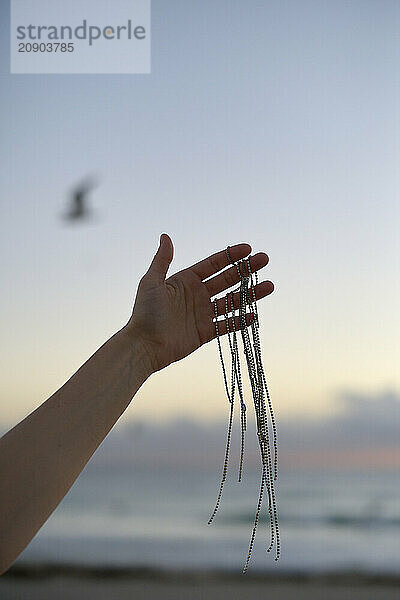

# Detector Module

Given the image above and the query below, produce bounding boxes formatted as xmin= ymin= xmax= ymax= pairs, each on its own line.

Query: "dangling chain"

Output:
xmin=207 ymin=246 xmax=280 ymax=572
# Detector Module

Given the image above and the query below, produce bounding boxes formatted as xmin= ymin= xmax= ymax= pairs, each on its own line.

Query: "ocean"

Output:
xmin=16 ymin=463 xmax=400 ymax=575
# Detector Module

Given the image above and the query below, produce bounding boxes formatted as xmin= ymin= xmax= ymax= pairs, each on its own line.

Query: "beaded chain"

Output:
xmin=207 ymin=246 xmax=280 ymax=573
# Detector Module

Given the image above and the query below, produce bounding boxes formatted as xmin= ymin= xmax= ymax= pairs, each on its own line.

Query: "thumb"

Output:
xmin=146 ymin=233 xmax=174 ymax=283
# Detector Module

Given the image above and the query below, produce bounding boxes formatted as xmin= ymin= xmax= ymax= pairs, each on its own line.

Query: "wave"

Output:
xmin=219 ymin=511 xmax=400 ymax=529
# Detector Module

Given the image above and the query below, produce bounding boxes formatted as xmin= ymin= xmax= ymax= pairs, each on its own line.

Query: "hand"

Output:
xmin=126 ymin=234 xmax=274 ymax=374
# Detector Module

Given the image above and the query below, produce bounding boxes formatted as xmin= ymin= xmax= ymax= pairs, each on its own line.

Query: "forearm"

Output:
xmin=0 ymin=326 xmax=152 ymax=574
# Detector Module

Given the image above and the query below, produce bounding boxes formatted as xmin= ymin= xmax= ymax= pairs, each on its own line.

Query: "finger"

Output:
xmin=145 ymin=233 xmax=174 ymax=283
xmin=205 ymin=252 xmax=269 ymax=297
xmin=189 ymin=243 xmax=252 ymax=280
xmin=213 ymin=280 xmax=274 ymax=316
xmin=207 ymin=311 xmax=257 ymax=342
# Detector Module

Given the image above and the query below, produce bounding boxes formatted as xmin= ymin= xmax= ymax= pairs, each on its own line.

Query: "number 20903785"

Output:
xmin=18 ymin=42 xmax=74 ymax=52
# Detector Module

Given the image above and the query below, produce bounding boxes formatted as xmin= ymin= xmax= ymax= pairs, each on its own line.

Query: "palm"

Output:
xmin=127 ymin=235 xmax=273 ymax=373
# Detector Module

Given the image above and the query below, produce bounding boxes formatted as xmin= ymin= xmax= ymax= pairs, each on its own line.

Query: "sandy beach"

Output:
xmin=1 ymin=567 xmax=399 ymax=600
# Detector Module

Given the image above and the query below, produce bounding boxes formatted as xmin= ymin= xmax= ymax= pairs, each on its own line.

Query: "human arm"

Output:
xmin=0 ymin=234 xmax=273 ymax=574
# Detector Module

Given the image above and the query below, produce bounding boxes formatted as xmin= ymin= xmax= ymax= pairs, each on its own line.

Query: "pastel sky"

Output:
xmin=0 ymin=0 xmax=398 ymax=429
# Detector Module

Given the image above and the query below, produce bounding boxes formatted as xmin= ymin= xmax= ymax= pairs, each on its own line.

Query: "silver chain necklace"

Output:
xmin=208 ymin=246 xmax=280 ymax=573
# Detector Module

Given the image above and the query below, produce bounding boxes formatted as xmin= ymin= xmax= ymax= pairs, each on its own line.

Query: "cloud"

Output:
xmin=281 ymin=389 xmax=400 ymax=450
xmin=91 ymin=389 xmax=400 ymax=469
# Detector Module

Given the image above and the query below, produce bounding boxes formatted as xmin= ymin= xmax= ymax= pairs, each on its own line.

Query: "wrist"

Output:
xmin=119 ymin=324 xmax=155 ymax=381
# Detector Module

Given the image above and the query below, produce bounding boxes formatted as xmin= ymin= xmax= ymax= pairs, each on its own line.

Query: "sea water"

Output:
xmin=17 ymin=463 xmax=400 ymax=574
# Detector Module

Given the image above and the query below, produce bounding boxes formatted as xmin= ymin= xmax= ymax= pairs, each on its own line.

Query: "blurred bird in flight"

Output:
xmin=63 ymin=176 xmax=98 ymax=222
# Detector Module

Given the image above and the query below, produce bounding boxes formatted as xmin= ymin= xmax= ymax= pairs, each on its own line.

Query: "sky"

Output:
xmin=0 ymin=0 xmax=399 ymax=430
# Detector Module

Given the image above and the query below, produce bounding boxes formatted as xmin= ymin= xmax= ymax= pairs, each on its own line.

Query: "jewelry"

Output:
xmin=208 ymin=247 xmax=280 ymax=573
